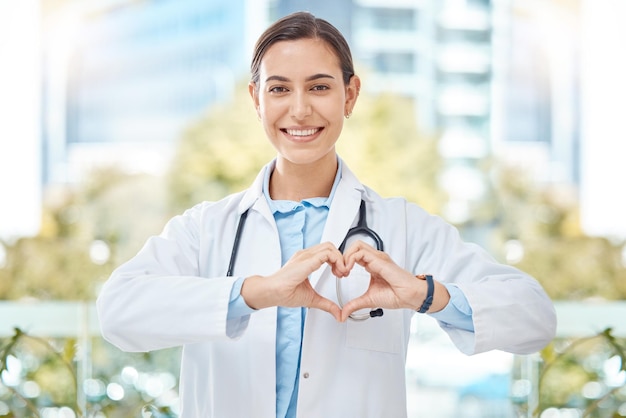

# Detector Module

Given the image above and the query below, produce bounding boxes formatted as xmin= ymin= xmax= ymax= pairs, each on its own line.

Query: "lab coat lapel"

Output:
xmin=308 ymin=163 xmax=364 ymax=289
xmin=239 ymin=160 xmax=276 ymax=226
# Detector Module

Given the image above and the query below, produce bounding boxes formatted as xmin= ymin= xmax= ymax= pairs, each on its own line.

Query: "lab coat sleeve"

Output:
xmin=407 ymin=204 xmax=556 ymax=356
xmin=97 ymin=204 xmax=250 ymax=353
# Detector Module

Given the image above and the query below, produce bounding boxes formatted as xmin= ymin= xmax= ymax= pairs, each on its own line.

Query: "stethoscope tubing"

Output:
xmin=337 ymin=200 xmax=384 ymax=321
xmin=228 ymin=199 xmax=385 ymax=321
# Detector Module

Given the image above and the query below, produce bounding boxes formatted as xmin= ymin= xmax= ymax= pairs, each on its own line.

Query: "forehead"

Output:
xmin=260 ymin=38 xmax=342 ymax=78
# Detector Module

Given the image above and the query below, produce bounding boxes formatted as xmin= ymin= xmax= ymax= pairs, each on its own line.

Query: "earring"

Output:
xmin=345 ymin=112 xmax=352 ymax=119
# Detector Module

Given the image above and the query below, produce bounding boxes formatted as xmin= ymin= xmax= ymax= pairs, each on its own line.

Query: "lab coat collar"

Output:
xmin=334 ymin=159 xmax=368 ymax=202
xmin=238 ymin=156 xmax=367 ymax=216
xmin=238 ymin=157 xmax=368 ymax=287
xmin=240 ymin=153 xmax=366 ymax=202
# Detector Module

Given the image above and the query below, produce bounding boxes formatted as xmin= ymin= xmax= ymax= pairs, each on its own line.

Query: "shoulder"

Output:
xmin=181 ymin=190 xmax=247 ymax=218
xmin=362 ymin=184 xmax=459 ymax=243
xmin=162 ymin=190 xmax=248 ymax=237
xmin=340 ymin=159 xmax=432 ymax=218
xmin=362 ymin=184 xmax=431 ymax=218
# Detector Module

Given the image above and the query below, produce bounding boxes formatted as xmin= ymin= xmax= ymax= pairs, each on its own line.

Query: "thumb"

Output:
xmin=340 ymin=294 xmax=374 ymax=322
xmin=309 ymin=294 xmax=342 ymax=322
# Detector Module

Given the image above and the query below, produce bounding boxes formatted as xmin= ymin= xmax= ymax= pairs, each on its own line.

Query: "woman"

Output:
xmin=97 ymin=11 xmax=556 ymax=418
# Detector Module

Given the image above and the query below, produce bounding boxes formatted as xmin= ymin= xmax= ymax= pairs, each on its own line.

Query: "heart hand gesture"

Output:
xmin=241 ymin=241 xmax=449 ymax=322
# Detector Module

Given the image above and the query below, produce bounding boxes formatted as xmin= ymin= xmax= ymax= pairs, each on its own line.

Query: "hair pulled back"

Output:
xmin=250 ymin=11 xmax=355 ymax=86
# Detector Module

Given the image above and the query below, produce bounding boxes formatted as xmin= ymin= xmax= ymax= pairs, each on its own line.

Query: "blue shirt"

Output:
xmin=227 ymin=159 xmax=474 ymax=418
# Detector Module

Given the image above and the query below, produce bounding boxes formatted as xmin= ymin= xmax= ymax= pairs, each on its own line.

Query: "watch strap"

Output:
xmin=417 ymin=274 xmax=434 ymax=313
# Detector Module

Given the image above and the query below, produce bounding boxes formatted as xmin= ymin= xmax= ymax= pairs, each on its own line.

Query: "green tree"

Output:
xmin=166 ymin=84 xmax=274 ymax=214
xmin=0 ymin=167 xmax=169 ymax=301
xmin=490 ymin=164 xmax=626 ymax=300
xmin=338 ymin=93 xmax=445 ymax=214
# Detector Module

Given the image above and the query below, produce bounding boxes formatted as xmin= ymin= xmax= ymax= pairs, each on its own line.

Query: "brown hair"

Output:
xmin=250 ymin=11 xmax=355 ymax=86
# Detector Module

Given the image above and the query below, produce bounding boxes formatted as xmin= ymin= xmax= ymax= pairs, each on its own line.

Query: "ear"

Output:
xmin=248 ymin=82 xmax=260 ymax=117
xmin=345 ymin=75 xmax=361 ymax=115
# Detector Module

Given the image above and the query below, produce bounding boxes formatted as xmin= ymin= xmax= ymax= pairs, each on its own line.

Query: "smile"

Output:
xmin=283 ymin=128 xmax=322 ymax=137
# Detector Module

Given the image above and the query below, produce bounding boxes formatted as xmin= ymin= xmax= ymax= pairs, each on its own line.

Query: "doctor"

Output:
xmin=97 ymin=11 xmax=556 ymax=418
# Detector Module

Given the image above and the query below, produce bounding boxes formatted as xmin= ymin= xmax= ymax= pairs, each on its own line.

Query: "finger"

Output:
xmin=323 ymin=246 xmax=349 ymax=277
xmin=331 ymin=263 xmax=348 ymax=278
xmin=342 ymin=239 xmax=375 ymax=257
xmin=344 ymin=245 xmax=381 ymax=272
xmin=340 ymin=293 xmax=375 ymax=322
xmin=342 ymin=240 xmax=371 ymax=270
xmin=286 ymin=245 xmax=345 ymax=281
xmin=309 ymin=294 xmax=342 ymax=322
xmin=305 ymin=242 xmax=349 ymax=278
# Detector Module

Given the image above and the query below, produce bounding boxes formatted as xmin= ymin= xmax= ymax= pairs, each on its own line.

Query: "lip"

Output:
xmin=281 ymin=127 xmax=324 ymax=142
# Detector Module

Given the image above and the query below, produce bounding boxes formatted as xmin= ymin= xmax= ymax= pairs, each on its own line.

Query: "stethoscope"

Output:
xmin=227 ymin=199 xmax=384 ymax=321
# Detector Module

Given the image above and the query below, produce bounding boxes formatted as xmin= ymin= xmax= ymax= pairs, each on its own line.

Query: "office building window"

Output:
xmin=373 ymin=52 xmax=415 ymax=74
xmin=467 ymin=0 xmax=491 ymax=6
xmin=365 ymin=8 xmax=416 ymax=31
xmin=437 ymin=28 xmax=491 ymax=43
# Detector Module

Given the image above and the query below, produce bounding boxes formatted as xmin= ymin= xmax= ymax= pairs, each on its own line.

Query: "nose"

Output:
xmin=290 ymin=91 xmax=312 ymax=120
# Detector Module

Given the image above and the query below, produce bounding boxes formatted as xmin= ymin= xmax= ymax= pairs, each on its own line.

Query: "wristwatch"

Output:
xmin=416 ymin=274 xmax=434 ymax=313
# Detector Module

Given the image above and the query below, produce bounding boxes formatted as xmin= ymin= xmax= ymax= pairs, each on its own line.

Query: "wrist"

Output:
xmin=241 ymin=275 xmax=272 ymax=310
xmin=415 ymin=275 xmax=450 ymax=313
xmin=416 ymin=274 xmax=434 ymax=313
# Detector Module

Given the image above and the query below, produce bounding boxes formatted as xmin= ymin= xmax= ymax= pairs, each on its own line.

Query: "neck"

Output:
xmin=269 ymin=154 xmax=338 ymax=201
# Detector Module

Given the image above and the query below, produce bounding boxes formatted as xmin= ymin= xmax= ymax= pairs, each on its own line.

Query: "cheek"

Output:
xmin=259 ymin=98 xmax=282 ymax=122
xmin=323 ymin=101 xmax=346 ymax=124
xmin=322 ymin=94 xmax=346 ymax=114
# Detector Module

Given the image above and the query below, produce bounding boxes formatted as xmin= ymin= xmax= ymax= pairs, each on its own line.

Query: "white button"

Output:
xmin=303 ymin=372 xmax=310 ymax=379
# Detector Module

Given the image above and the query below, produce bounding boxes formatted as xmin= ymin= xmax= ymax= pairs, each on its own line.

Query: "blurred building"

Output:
xmin=43 ymin=0 xmax=495 ymax=215
xmin=38 ymin=0 xmax=625 ymax=239
xmin=42 ymin=0 xmax=269 ymax=184
xmin=491 ymin=0 xmax=581 ymax=186
xmin=491 ymin=0 xmax=626 ymax=240
xmin=268 ymin=0 xmax=625 ymax=241
xmin=275 ymin=0 xmax=494 ymax=225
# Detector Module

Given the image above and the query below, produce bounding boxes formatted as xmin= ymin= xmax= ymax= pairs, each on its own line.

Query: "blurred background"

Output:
xmin=1 ymin=0 xmax=625 ymax=417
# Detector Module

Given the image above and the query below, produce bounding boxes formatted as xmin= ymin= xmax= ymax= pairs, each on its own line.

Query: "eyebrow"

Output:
xmin=265 ymin=73 xmax=336 ymax=83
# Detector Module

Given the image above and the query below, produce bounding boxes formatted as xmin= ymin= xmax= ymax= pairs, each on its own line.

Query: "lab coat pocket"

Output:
xmin=341 ymin=268 xmax=402 ymax=354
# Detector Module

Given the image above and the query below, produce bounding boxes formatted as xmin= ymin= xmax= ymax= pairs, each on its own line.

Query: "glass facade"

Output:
xmin=65 ymin=0 xmax=247 ymax=145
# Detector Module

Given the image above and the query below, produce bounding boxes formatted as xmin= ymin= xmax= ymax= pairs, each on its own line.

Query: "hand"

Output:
xmin=241 ymin=242 xmax=349 ymax=321
xmin=340 ymin=240 xmax=438 ymax=321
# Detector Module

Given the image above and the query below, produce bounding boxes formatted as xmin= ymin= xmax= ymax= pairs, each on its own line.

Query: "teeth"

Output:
xmin=286 ymin=128 xmax=318 ymax=136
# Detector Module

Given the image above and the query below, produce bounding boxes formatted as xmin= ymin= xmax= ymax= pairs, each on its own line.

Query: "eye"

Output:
xmin=311 ymin=85 xmax=329 ymax=92
xmin=268 ymin=86 xmax=289 ymax=94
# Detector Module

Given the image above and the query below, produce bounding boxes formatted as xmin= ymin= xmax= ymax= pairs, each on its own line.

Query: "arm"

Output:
xmin=97 ymin=206 xmax=245 ymax=352
xmin=407 ymin=205 xmax=556 ymax=355
xmin=340 ymin=203 xmax=555 ymax=355
xmin=429 ymin=284 xmax=475 ymax=332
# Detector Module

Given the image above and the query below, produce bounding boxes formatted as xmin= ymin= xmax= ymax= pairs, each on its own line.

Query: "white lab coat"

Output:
xmin=97 ymin=159 xmax=556 ymax=418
